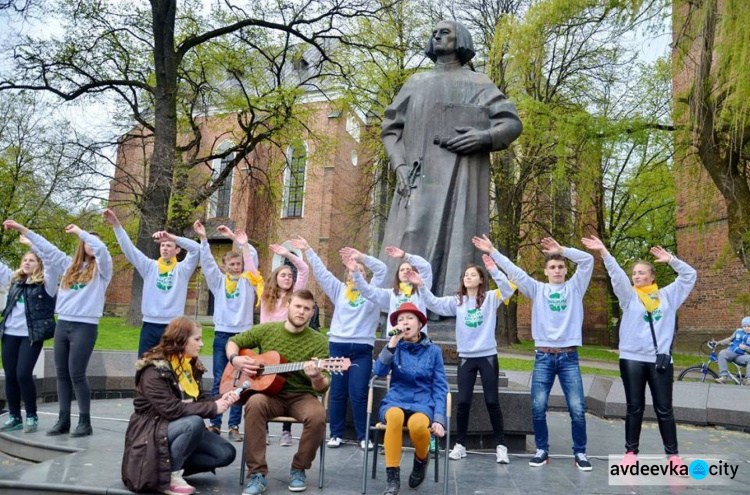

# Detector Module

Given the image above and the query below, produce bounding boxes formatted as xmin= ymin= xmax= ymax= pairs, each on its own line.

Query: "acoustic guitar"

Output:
xmin=219 ymin=349 xmax=351 ymax=404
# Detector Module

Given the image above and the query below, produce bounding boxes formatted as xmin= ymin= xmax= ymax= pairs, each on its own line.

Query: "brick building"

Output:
xmin=105 ymin=95 xmax=374 ymax=326
xmin=670 ymin=0 xmax=750 ymax=347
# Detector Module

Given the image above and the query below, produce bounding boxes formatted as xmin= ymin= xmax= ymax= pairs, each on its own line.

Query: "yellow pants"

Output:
xmin=384 ymin=407 xmax=431 ymax=467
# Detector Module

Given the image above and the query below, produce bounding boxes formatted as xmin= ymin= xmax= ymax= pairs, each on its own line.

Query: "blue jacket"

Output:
xmin=373 ymin=335 xmax=448 ymax=427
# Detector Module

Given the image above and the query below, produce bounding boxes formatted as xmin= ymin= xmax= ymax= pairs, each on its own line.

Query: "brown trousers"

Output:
xmin=243 ymin=391 xmax=326 ymax=476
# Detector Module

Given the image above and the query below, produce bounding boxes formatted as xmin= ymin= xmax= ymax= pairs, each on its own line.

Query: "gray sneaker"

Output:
xmin=243 ymin=473 xmax=267 ymax=494
xmin=280 ymin=430 xmax=294 ymax=447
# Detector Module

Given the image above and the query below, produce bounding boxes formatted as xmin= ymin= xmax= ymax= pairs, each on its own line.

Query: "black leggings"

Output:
xmin=54 ymin=320 xmax=98 ymax=415
xmin=1 ymin=334 xmax=43 ymax=418
xmin=619 ymin=358 xmax=678 ymax=455
xmin=456 ymin=355 xmax=504 ymax=446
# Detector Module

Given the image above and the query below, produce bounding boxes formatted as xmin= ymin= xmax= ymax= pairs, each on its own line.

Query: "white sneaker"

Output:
xmin=496 ymin=444 xmax=509 ymax=464
xmin=327 ymin=436 xmax=342 ymax=448
xmin=448 ymin=443 xmax=467 ymax=460
xmin=360 ymin=439 xmax=373 ymax=451
xmin=164 ymin=469 xmax=196 ymax=495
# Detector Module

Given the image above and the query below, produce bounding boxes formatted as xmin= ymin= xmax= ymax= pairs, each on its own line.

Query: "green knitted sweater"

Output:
xmin=229 ymin=321 xmax=330 ymax=395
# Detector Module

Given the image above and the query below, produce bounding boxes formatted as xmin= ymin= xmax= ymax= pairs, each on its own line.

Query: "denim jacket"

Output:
xmin=373 ymin=335 xmax=448 ymax=427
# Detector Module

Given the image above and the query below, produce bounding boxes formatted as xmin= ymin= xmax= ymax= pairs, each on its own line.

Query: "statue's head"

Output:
xmin=424 ymin=20 xmax=475 ymax=65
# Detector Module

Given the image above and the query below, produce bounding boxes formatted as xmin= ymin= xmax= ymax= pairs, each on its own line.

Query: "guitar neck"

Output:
xmin=260 ymin=361 xmax=315 ymax=376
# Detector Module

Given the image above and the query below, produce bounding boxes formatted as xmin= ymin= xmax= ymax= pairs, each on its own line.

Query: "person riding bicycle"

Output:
xmin=714 ymin=317 xmax=750 ymax=384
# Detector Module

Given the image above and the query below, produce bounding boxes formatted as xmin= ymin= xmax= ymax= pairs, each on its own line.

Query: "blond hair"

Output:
xmin=11 ymin=252 xmax=45 ymax=285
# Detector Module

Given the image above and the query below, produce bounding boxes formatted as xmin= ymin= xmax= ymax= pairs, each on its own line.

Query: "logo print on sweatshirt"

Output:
xmin=348 ymin=294 xmax=366 ymax=308
xmin=156 ymin=271 xmax=175 ymax=291
xmin=547 ymin=292 xmax=567 ymax=312
xmin=70 ymin=283 xmax=87 ymax=291
xmin=465 ymin=308 xmax=483 ymax=328
xmin=642 ymin=308 xmax=662 ymax=322
xmin=225 ymin=288 xmax=240 ymax=299
xmin=17 ymin=295 xmax=24 ymax=304
xmin=396 ymin=295 xmax=411 ymax=307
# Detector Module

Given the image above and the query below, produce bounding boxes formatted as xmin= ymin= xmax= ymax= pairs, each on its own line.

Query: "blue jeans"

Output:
xmin=139 ymin=322 xmax=167 ymax=358
xmin=211 ymin=331 xmax=243 ymax=428
xmin=328 ymin=342 xmax=373 ymax=441
xmin=167 ymin=415 xmax=236 ymax=472
xmin=531 ymin=349 xmax=587 ymax=454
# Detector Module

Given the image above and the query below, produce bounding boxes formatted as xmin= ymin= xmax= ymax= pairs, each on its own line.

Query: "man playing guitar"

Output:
xmin=226 ymin=289 xmax=329 ymax=494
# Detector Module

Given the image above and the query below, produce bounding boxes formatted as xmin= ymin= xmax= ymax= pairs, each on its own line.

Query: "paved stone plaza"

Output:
xmin=1 ymin=398 xmax=749 ymax=494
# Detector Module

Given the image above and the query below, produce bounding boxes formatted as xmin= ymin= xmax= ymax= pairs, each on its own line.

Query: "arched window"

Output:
xmin=282 ymin=141 xmax=307 ymax=218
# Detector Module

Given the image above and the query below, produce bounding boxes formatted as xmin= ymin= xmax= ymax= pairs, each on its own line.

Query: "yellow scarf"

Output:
xmin=399 ymin=282 xmax=413 ymax=298
xmin=169 ymin=356 xmax=199 ymax=399
xmin=226 ymin=271 xmax=264 ymax=306
xmin=158 ymin=256 xmax=178 ymax=275
xmin=345 ymin=280 xmax=360 ymax=303
xmin=500 ymin=281 xmax=518 ymax=306
xmin=634 ymin=283 xmax=660 ymax=312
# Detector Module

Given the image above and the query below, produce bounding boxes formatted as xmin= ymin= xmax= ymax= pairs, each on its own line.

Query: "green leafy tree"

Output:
xmin=0 ymin=0 xmax=389 ymax=322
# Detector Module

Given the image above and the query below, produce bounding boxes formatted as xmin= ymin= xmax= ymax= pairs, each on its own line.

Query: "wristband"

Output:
xmin=228 ymin=353 xmax=238 ymax=366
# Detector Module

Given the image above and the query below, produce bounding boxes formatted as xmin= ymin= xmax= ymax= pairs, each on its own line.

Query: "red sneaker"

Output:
xmin=163 ymin=470 xmax=196 ymax=495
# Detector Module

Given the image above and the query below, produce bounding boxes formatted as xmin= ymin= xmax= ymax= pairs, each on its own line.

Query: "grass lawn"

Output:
xmin=95 ymin=317 xmax=215 ymax=356
xmin=509 ymin=341 xmax=699 ymax=368
xmin=499 ymin=356 xmax=621 ymax=378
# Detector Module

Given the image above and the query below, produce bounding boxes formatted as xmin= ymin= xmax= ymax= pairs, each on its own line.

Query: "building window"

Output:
xmin=209 ymin=152 xmax=235 ymax=218
xmin=346 ymin=113 xmax=360 ymax=142
xmin=282 ymin=141 xmax=307 ymax=218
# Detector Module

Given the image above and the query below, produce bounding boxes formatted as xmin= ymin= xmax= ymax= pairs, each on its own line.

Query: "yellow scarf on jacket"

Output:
xmin=345 ymin=280 xmax=360 ymax=303
xmin=158 ymin=256 xmax=178 ymax=275
xmin=634 ymin=283 xmax=660 ymax=312
xmin=169 ymin=356 xmax=199 ymax=399
xmin=399 ymin=282 xmax=413 ymax=298
xmin=226 ymin=272 xmax=264 ymax=306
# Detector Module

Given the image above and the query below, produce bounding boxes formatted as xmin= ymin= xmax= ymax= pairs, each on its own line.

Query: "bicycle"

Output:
xmin=677 ymin=340 xmax=747 ymax=385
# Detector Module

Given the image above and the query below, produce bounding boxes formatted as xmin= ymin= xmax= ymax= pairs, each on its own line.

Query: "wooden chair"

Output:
xmin=239 ymin=390 xmax=329 ymax=488
xmin=361 ymin=375 xmax=451 ymax=495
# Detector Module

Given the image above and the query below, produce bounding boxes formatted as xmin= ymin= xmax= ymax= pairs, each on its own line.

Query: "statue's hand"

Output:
xmin=395 ymin=164 xmax=409 ymax=196
xmin=446 ymin=127 xmax=488 ymax=154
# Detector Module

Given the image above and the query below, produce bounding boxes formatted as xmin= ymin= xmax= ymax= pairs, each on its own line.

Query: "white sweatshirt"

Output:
xmin=603 ymin=254 xmax=696 ymax=363
xmin=419 ymin=268 xmax=515 ymax=357
xmin=28 ymin=230 xmax=113 ymax=324
xmin=352 ymin=253 xmax=433 ymax=334
xmin=0 ymin=257 xmax=59 ymax=336
xmin=490 ymin=247 xmax=594 ymax=347
xmin=114 ymin=227 xmax=199 ymax=324
xmin=306 ymin=248 xmax=387 ymax=346
xmin=199 ymin=240 xmax=259 ymax=334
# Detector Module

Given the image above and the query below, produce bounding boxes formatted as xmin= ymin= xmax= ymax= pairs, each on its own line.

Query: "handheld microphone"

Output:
xmin=232 ymin=381 xmax=251 ymax=396
xmin=388 ymin=328 xmax=403 ymax=337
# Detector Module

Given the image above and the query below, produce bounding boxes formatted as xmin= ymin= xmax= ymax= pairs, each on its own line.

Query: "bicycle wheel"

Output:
xmin=678 ymin=365 xmax=718 ymax=383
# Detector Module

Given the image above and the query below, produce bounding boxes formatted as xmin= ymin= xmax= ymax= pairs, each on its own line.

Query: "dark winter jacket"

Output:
xmin=373 ymin=334 xmax=448 ymax=427
xmin=0 ymin=280 xmax=56 ymax=343
xmin=121 ymin=355 xmax=217 ymax=493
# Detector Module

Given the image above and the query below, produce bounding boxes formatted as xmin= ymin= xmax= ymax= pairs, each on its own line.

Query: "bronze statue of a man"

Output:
xmin=380 ymin=20 xmax=523 ymax=297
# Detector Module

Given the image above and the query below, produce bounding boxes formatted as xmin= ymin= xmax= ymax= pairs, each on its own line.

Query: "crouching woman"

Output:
xmin=122 ymin=316 xmax=238 ymax=495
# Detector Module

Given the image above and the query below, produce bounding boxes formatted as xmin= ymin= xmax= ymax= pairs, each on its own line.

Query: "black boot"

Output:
xmin=383 ymin=466 xmax=400 ymax=495
xmin=408 ymin=454 xmax=429 ymax=488
xmin=46 ymin=411 xmax=71 ymax=436
xmin=70 ymin=413 xmax=93 ymax=438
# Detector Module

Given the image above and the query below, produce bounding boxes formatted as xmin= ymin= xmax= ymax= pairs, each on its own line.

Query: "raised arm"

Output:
xmin=340 ymin=246 xmax=387 ymax=287
xmin=473 ymin=235 xmax=537 ymax=298
xmin=406 ymin=270 xmax=456 ymax=316
xmin=404 ymin=253 xmax=433 ymax=289
xmin=562 ymin=247 xmax=594 ymax=294
xmin=24 ymin=229 xmax=71 ymax=275
xmin=351 ymin=269 xmax=390 ymax=310
xmin=657 ymin=247 xmax=697 ymax=308
xmin=296 ymin=239 xmax=342 ymax=302
xmin=482 ymin=254 xmax=516 ymax=302
xmin=270 ymin=243 xmax=309 ymax=290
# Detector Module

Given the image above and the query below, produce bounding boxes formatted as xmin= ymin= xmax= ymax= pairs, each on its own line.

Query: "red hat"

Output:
xmin=389 ymin=302 xmax=427 ymax=327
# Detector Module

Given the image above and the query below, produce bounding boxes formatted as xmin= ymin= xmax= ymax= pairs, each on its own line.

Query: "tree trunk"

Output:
xmin=128 ymin=0 xmax=179 ymax=324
